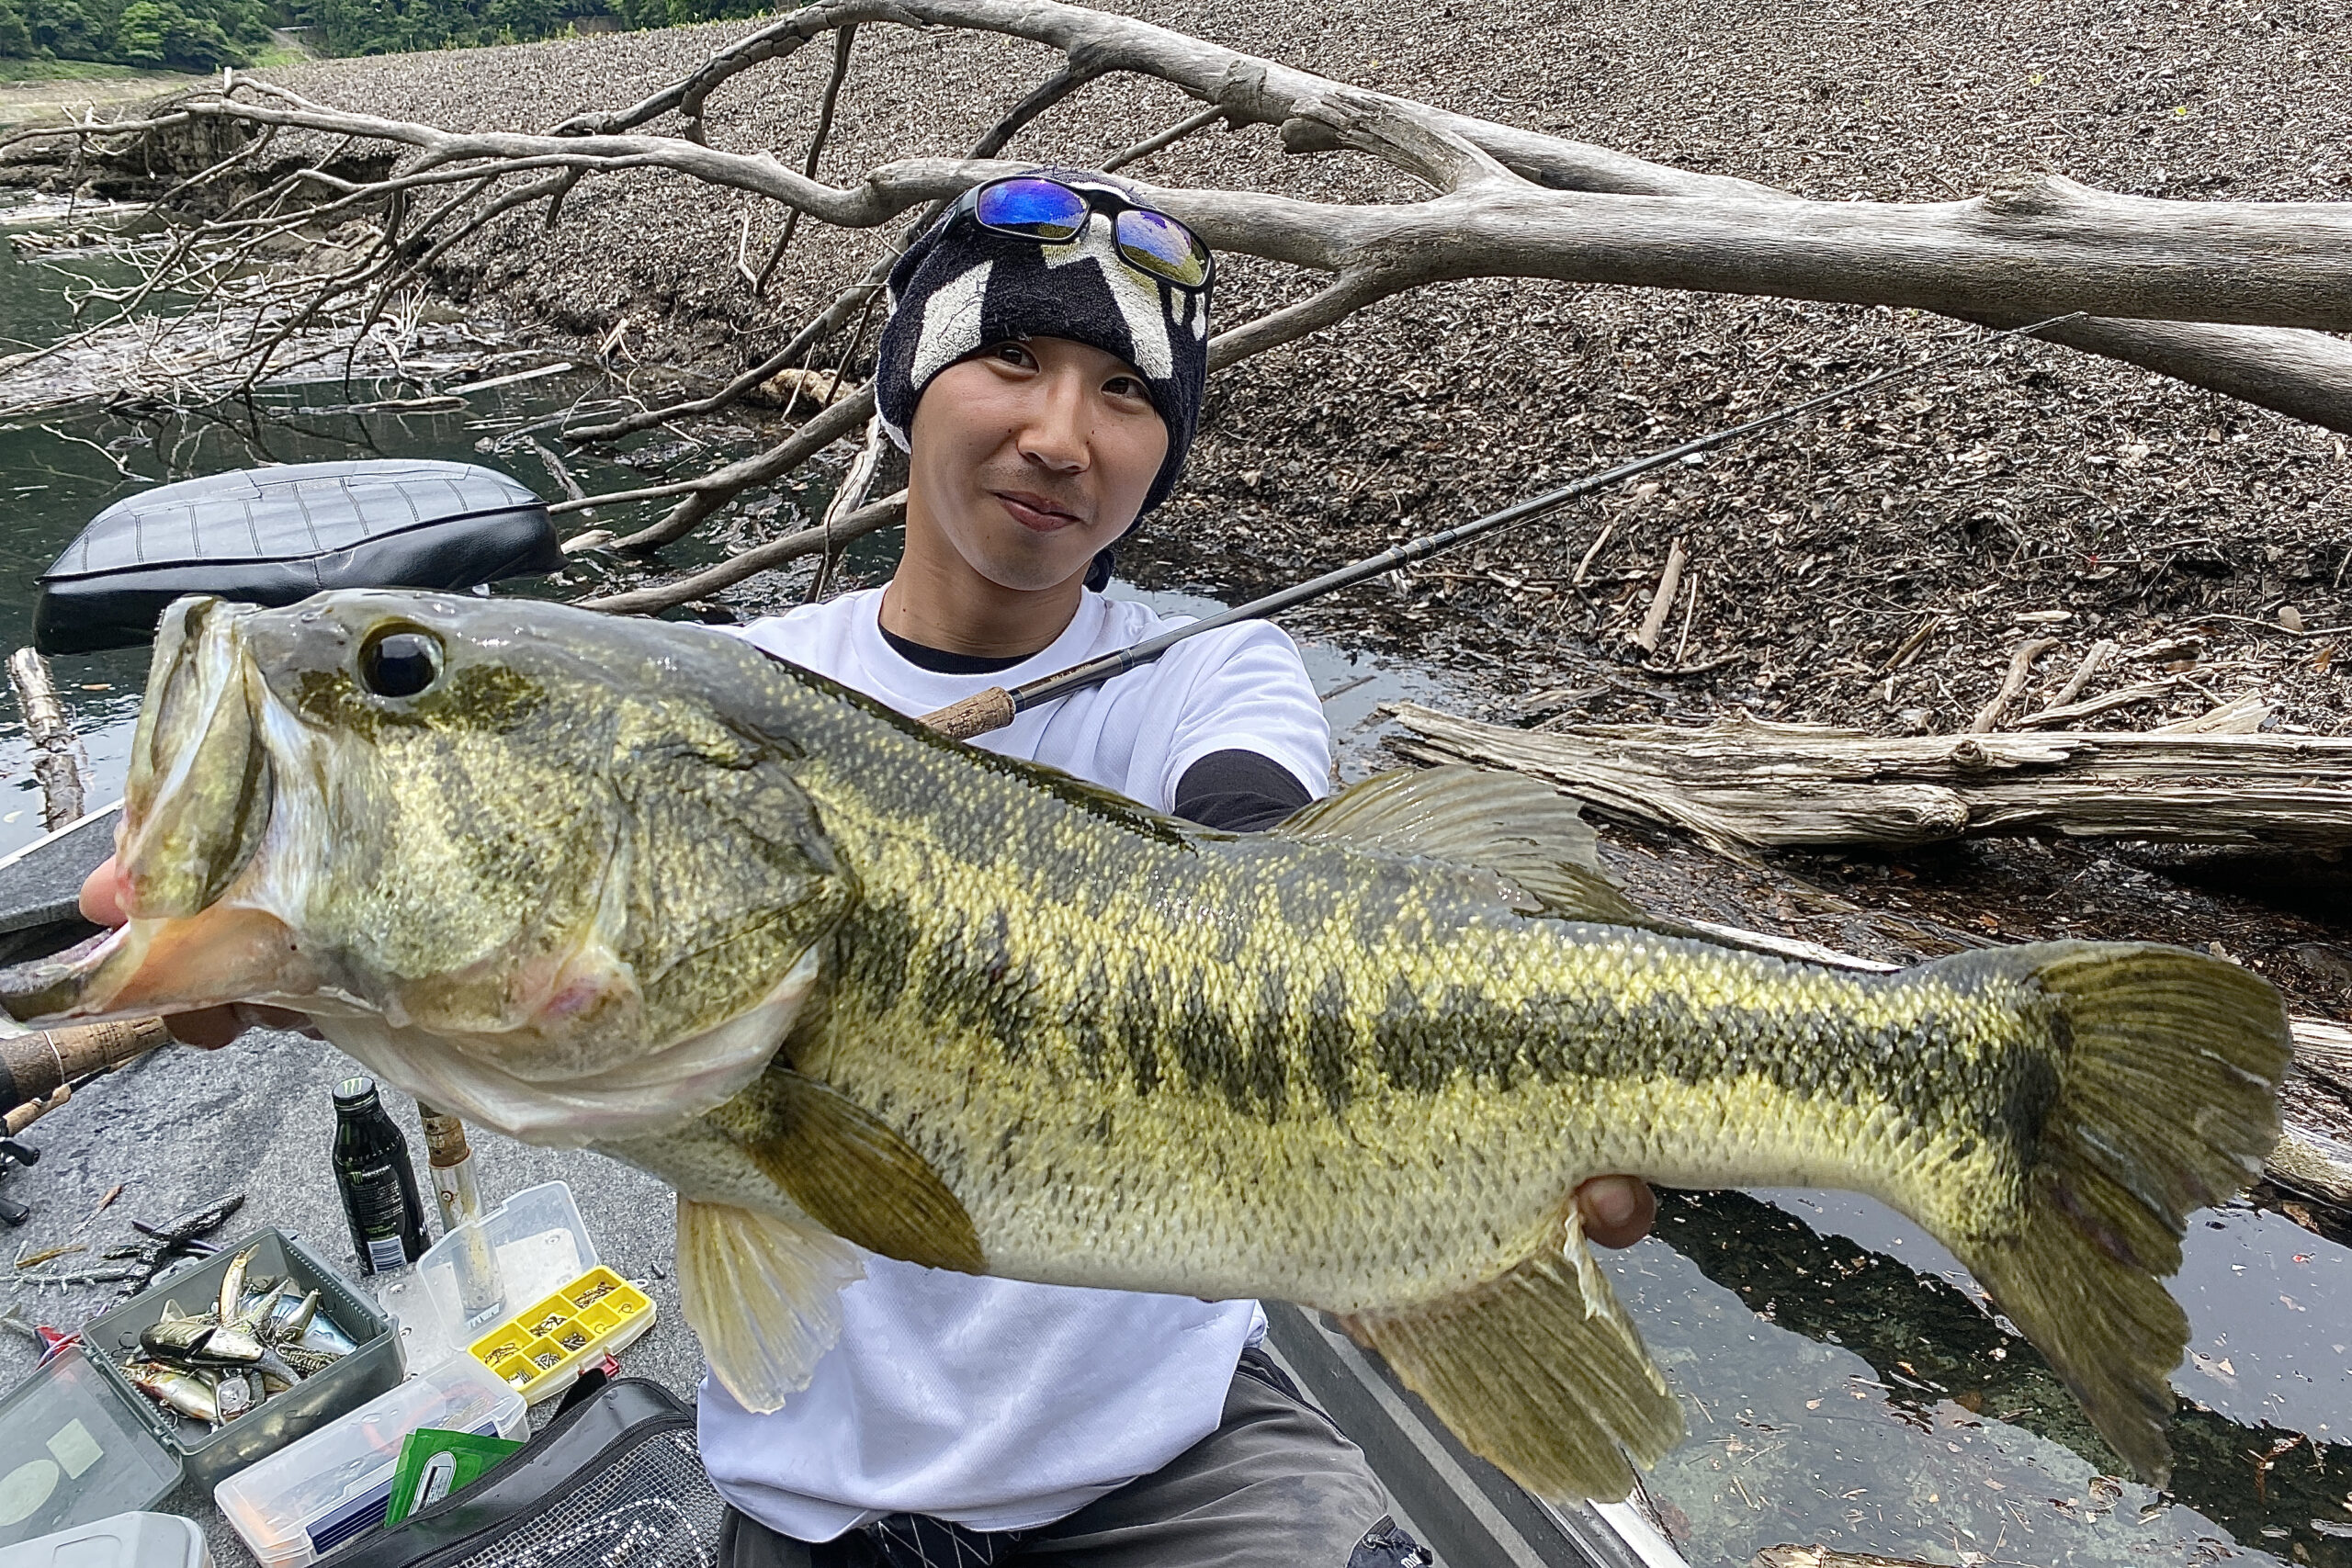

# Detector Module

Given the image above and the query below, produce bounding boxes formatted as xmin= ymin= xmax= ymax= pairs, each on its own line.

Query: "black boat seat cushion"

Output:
xmin=35 ymin=459 xmax=561 ymax=655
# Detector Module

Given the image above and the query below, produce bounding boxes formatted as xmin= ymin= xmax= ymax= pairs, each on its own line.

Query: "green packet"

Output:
xmin=385 ymin=1426 xmax=526 ymax=1526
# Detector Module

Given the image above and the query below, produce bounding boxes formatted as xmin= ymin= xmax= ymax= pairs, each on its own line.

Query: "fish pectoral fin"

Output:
xmin=718 ymin=1070 xmax=986 ymax=1276
xmin=1339 ymin=1212 xmax=1683 ymax=1503
xmin=1272 ymin=766 xmax=1645 ymax=924
xmin=676 ymin=1195 xmax=864 ymax=1415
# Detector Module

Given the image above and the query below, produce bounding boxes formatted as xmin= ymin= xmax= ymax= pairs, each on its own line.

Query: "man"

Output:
xmin=81 ymin=169 xmax=1655 ymax=1566
xmin=695 ymin=171 xmax=1656 ymax=1567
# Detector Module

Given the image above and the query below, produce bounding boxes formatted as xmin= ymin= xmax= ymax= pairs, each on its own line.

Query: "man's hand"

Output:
xmin=1572 ymin=1174 xmax=1657 ymax=1249
xmin=76 ymin=855 xmax=315 ymax=1047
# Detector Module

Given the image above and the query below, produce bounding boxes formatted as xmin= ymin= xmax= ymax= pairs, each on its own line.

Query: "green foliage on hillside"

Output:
xmin=293 ymin=0 xmax=775 ymax=59
xmin=0 ymin=0 xmax=269 ymax=69
xmin=0 ymin=0 xmax=774 ymax=74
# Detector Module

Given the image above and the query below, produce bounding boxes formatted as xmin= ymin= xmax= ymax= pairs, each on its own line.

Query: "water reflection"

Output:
xmin=1618 ymin=1190 xmax=2350 ymax=1565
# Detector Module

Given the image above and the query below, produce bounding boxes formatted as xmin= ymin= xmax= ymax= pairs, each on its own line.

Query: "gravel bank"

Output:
xmin=258 ymin=0 xmax=2352 ymax=742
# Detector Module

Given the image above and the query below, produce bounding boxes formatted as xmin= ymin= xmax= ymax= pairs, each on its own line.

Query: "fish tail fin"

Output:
xmin=1929 ymin=942 xmax=2290 ymax=1486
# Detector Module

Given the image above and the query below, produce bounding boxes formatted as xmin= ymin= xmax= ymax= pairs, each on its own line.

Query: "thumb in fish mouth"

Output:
xmin=58 ymin=855 xmax=317 ymax=1045
xmin=0 ymin=902 xmax=322 ymax=1028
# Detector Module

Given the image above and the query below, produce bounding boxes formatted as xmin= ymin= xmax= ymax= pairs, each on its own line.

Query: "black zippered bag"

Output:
xmin=325 ymin=1376 xmax=727 ymax=1568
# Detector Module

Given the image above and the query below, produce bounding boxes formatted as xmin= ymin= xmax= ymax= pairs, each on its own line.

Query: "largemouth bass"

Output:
xmin=1 ymin=592 xmax=2290 ymax=1500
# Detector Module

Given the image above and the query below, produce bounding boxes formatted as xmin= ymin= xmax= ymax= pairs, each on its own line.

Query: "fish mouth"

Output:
xmin=0 ymin=595 xmax=303 ymax=1024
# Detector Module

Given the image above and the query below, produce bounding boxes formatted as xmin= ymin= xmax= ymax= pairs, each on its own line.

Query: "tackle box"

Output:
xmin=214 ymin=1355 xmax=526 ymax=1568
xmin=0 ymin=1348 xmax=181 ymax=1547
xmin=465 ymin=1265 xmax=656 ymax=1405
xmin=0 ymin=1512 xmax=210 ymax=1567
xmin=76 ymin=1227 xmax=402 ymax=1494
xmin=375 ymin=1181 xmax=599 ymax=1375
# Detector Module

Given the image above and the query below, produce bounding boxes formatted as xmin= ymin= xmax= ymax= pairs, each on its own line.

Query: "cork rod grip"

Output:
xmin=920 ymin=686 xmax=1018 ymax=741
xmin=0 ymin=1016 xmax=172 ymax=1111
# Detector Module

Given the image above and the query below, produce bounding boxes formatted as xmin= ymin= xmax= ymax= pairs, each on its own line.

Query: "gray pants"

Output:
xmin=720 ymin=1351 xmax=1430 ymax=1568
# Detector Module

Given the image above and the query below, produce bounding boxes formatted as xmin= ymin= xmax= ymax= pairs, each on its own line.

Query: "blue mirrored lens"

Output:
xmin=975 ymin=178 xmax=1086 ymax=240
xmin=1115 ymin=209 xmax=1210 ymax=288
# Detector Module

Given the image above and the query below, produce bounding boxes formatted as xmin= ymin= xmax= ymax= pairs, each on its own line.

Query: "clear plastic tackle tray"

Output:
xmin=374 ymin=1181 xmax=597 ymax=1374
xmin=0 ymin=1512 xmax=210 ymax=1567
xmin=214 ymin=1355 xmax=526 ymax=1568
xmin=0 ymin=1349 xmax=179 ymax=1549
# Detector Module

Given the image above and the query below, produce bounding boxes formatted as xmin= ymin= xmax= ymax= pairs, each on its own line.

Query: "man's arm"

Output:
xmin=1172 ymin=749 xmax=1313 ymax=832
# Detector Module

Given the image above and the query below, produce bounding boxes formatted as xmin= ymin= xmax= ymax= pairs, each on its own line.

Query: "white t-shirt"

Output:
xmin=697 ymin=586 xmax=1332 ymax=1540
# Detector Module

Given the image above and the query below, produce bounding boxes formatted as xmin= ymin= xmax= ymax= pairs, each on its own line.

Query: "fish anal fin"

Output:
xmin=1340 ymin=1211 xmax=1684 ymax=1502
xmin=718 ymin=1069 xmax=986 ymax=1276
xmin=1272 ymin=765 xmax=1644 ymax=925
xmin=676 ymin=1195 xmax=864 ymax=1414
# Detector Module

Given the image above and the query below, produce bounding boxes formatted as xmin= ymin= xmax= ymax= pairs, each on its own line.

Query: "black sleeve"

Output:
xmin=1172 ymin=749 xmax=1315 ymax=833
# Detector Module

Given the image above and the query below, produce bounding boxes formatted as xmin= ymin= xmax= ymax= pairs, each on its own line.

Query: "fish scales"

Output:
xmin=4 ymin=591 xmax=2290 ymax=1502
xmin=768 ymin=708 xmax=2056 ymax=1310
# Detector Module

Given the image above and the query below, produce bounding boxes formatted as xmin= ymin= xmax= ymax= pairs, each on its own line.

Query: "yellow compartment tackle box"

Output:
xmin=464 ymin=1266 xmax=656 ymax=1404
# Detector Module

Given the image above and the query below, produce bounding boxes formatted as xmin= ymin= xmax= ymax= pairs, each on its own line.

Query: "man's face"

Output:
xmin=905 ymin=335 xmax=1170 ymax=593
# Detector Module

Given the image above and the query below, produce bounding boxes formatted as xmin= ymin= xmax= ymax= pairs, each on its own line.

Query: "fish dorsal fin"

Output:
xmin=1339 ymin=1209 xmax=1685 ymax=1502
xmin=677 ymin=1196 xmax=865 ymax=1414
xmin=714 ymin=1069 xmax=987 ymax=1277
xmin=1274 ymin=765 xmax=1646 ymax=925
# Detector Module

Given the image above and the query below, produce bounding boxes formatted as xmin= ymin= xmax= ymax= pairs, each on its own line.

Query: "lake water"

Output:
xmin=0 ymin=196 xmax=2345 ymax=1568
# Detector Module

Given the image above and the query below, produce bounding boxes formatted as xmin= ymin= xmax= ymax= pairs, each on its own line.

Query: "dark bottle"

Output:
xmin=332 ymin=1076 xmax=430 ymax=1274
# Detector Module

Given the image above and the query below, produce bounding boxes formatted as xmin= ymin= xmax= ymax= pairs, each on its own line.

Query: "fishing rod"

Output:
xmin=920 ymin=311 xmax=2087 ymax=740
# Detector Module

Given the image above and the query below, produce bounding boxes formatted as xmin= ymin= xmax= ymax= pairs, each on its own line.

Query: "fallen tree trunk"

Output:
xmin=1387 ymin=705 xmax=2352 ymax=854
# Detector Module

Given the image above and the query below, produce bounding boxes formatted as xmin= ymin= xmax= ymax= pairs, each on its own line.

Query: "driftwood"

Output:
xmin=1750 ymin=1550 xmax=1941 ymax=1568
xmin=1 ymin=0 xmax=2347 ymax=608
xmin=6 ymin=649 xmax=86 ymax=831
xmin=1387 ymin=704 xmax=2352 ymax=854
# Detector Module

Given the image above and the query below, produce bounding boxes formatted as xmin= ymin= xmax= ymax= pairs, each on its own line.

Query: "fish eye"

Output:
xmin=358 ymin=626 xmax=442 ymax=699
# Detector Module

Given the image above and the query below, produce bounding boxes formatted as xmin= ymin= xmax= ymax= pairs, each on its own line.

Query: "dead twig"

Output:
xmin=1633 ymin=537 xmax=1686 ymax=654
xmin=1673 ymin=565 xmax=1702 ymax=666
xmin=753 ymin=22 xmax=859 ymax=296
xmin=1877 ymin=613 xmax=1945 ymax=676
xmin=1968 ymin=636 xmax=2059 ymax=732
xmin=808 ymin=409 xmax=888 ymax=603
xmin=1571 ymin=521 xmax=1614 ymax=589
xmin=579 ymin=490 xmax=907 ymax=614
xmin=6 ymin=649 xmax=88 ymax=830
xmin=1103 ymin=103 xmax=1227 ymax=174
xmin=526 ymin=436 xmax=587 ymax=502
xmin=2013 ymin=678 xmax=2180 ymax=728
xmin=2037 ymin=637 xmax=2116 ymax=713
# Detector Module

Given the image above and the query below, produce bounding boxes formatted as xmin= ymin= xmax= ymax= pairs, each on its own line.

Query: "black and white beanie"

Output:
xmin=875 ymin=169 xmax=1212 ymax=559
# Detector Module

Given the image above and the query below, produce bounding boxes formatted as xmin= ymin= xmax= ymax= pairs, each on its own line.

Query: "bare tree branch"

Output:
xmin=118 ymin=87 xmax=2352 ymax=337
xmin=1102 ymin=103 xmax=1221 ymax=175
xmin=10 ymin=0 xmax=2347 ymax=615
xmin=578 ymin=490 xmax=907 ymax=613
xmin=754 ymin=21 xmax=860 ymax=295
xmin=569 ymin=51 xmax=1104 ymax=444
xmin=603 ymin=384 xmax=876 ymax=552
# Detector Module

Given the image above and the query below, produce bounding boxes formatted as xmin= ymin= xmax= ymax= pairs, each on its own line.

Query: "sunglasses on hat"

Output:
xmin=956 ymin=176 xmax=1215 ymax=293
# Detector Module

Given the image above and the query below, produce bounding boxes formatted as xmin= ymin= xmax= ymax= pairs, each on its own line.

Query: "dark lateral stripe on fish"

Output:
xmin=841 ymin=858 xmax=2071 ymax=1146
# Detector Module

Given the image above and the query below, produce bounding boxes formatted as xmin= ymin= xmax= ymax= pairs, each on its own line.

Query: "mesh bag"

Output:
xmin=435 ymin=1424 xmax=729 ymax=1568
xmin=332 ymin=1380 xmax=726 ymax=1568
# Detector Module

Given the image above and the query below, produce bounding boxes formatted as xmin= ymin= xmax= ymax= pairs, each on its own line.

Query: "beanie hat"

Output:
xmin=874 ymin=168 xmax=1212 ymax=580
